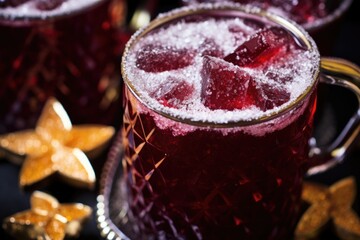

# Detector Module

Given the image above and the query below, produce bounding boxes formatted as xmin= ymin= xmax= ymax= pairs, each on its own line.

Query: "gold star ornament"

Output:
xmin=295 ymin=176 xmax=360 ymax=240
xmin=3 ymin=191 xmax=92 ymax=240
xmin=0 ymin=98 xmax=115 ymax=189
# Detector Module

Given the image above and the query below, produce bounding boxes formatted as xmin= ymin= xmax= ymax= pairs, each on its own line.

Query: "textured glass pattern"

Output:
xmin=121 ymin=87 xmax=317 ymax=239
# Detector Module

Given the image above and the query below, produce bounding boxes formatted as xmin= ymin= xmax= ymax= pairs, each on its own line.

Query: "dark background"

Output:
xmin=0 ymin=0 xmax=360 ymax=239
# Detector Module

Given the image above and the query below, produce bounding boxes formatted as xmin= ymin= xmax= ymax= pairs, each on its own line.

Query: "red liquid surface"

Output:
xmin=0 ymin=0 xmax=128 ymax=134
xmin=122 ymin=12 xmax=318 ymax=240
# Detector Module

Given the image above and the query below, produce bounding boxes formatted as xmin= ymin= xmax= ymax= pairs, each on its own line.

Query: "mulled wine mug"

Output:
xmin=0 ymin=0 xmax=126 ymax=134
xmin=120 ymin=3 xmax=360 ymax=240
xmin=182 ymin=0 xmax=354 ymax=54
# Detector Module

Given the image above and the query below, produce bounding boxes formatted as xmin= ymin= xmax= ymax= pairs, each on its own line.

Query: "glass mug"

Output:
xmin=120 ymin=3 xmax=360 ymax=240
xmin=0 ymin=0 xmax=126 ymax=134
xmin=181 ymin=0 xmax=353 ymax=54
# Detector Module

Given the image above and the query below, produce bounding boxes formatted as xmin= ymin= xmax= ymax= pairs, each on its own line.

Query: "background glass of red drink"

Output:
xmin=120 ymin=4 xmax=360 ymax=240
xmin=181 ymin=0 xmax=353 ymax=54
xmin=0 ymin=0 xmax=127 ymax=134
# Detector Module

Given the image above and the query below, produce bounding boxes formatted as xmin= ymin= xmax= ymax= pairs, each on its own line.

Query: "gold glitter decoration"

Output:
xmin=0 ymin=98 xmax=115 ymax=188
xmin=295 ymin=177 xmax=360 ymax=240
xmin=2 ymin=191 xmax=92 ymax=240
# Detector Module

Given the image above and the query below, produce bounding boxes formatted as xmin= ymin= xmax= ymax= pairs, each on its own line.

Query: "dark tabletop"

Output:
xmin=1 ymin=0 xmax=360 ymax=239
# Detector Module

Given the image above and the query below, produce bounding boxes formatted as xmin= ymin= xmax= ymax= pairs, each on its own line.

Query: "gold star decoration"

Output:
xmin=3 ymin=191 xmax=92 ymax=240
xmin=0 ymin=98 xmax=115 ymax=189
xmin=295 ymin=176 xmax=360 ymax=240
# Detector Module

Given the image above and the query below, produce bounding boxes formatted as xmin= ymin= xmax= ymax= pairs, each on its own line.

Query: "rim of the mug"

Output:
xmin=303 ymin=0 xmax=353 ymax=31
xmin=121 ymin=2 xmax=320 ymax=128
xmin=0 ymin=0 xmax=105 ymax=25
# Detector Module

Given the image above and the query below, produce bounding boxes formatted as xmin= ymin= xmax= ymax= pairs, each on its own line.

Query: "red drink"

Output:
xmin=122 ymin=4 xmax=320 ymax=240
xmin=182 ymin=0 xmax=352 ymax=28
xmin=182 ymin=0 xmax=352 ymax=54
xmin=0 ymin=0 xmax=125 ymax=134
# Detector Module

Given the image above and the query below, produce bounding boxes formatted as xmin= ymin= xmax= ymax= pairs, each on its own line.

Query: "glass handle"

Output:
xmin=307 ymin=57 xmax=360 ymax=176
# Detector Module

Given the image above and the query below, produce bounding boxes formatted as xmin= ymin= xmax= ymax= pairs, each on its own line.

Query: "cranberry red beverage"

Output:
xmin=182 ymin=0 xmax=352 ymax=29
xmin=0 ymin=0 xmax=123 ymax=134
xmin=182 ymin=0 xmax=353 ymax=53
xmin=122 ymin=4 xmax=318 ymax=240
xmin=120 ymin=3 xmax=360 ymax=240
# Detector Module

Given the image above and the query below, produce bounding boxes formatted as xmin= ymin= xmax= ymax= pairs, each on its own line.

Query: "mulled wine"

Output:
xmin=182 ymin=0 xmax=352 ymax=29
xmin=182 ymin=0 xmax=352 ymax=54
xmin=0 ymin=0 xmax=125 ymax=134
xmin=121 ymin=4 xmax=321 ymax=239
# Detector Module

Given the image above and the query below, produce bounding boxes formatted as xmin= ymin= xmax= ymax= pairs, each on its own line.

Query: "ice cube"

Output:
xmin=224 ymin=27 xmax=291 ymax=68
xmin=201 ymin=56 xmax=257 ymax=110
xmin=255 ymin=83 xmax=291 ymax=111
xmin=36 ymin=0 xmax=66 ymax=11
xmin=135 ymin=44 xmax=195 ymax=73
xmin=151 ymin=77 xmax=194 ymax=108
xmin=201 ymin=56 xmax=290 ymax=111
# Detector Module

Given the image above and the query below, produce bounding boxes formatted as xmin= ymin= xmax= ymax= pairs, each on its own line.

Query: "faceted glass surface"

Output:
xmin=122 ymin=86 xmax=317 ymax=239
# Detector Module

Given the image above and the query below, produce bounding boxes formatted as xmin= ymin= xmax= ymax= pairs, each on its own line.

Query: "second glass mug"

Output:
xmin=0 ymin=0 xmax=127 ymax=134
xmin=120 ymin=3 xmax=360 ymax=240
xmin=181 ymin=0 xmax=353 ymax=54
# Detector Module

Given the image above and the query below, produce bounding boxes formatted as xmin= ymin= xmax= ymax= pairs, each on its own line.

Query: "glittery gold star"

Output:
xmin=0 ymin=98 xmax=115 ymax=189
xmin=295 ymin=176 xmax=360 ymax=240
xmin=2 ymin=191 xmax=92 ymax=240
